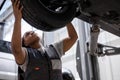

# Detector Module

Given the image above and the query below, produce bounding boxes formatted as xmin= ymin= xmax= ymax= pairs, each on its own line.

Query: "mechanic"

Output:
xmin=11 ymin=0 xmax=78 ymax=80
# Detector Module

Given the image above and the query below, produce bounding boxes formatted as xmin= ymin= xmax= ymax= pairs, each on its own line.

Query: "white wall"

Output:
xmin=98 ymin=30 xmax=120 ymax=80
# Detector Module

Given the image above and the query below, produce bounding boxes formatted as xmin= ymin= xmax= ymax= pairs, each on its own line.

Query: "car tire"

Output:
xmin=20 ymin=0 xmax=77 ymax=31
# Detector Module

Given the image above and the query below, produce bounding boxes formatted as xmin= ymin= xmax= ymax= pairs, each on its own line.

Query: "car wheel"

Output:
xmin=20 ymin=0 xmax=77 ymax=31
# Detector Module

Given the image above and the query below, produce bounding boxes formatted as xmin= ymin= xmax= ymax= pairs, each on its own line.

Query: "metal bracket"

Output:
xmin=97 ymin=43 xmax=120 ymax=56
xmin=87 ymin=42 xmax=120 ymax=56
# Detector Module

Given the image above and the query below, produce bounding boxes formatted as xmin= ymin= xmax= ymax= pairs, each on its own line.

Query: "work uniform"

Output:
xmin=19 ymin=40 xmax=64 ymax=80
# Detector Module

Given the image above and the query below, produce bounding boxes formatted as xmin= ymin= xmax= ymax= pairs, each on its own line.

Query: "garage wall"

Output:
xmin=98 ymin=31 xmax=120 ymax=80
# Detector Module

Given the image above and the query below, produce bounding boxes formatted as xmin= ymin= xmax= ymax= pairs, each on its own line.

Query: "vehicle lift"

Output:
xmin=76 ymin=23 xmax=120 ymax=80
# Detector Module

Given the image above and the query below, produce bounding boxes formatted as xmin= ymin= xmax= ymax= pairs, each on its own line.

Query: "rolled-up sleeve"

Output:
xmin=19 ymin=48 xmax=28 ymax=72
xmin=52 ymin=40 xmax=64 ymax=57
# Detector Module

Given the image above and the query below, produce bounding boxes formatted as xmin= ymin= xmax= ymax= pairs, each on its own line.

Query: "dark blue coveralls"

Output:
xmin=18 ymin=45 xmax=63 ymax=80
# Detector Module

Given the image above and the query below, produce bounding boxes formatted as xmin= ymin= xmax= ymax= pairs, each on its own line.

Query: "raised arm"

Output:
xmin=63 ymin=23 xmax=78 ymax=53
xmin=11 ymin=0 xmax=26 ymax=64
